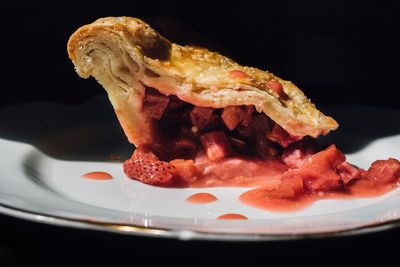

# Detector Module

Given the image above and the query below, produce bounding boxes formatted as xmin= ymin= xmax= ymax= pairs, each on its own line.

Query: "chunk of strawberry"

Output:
xmin=297 ymin=145 xmax=346 ymax=191
xmin=170 ymin=159 xmax=199 ymax=185
xmin=221 ymin=106 xmax=245 ymax=131
xmin=266 ymin=174 xmax=304 ymax=200
xmin=235 ymin=124 xmax=252 ymax=138
xmin=265 ymin=183 xmax=296 ymax=200
xmin=336 ymin=161 xmax=360 ymax=184
xmin=283 ymin=174 xmax=305 ymax=195
xmin=202 ymin=113 xmax=222 ymax=132
xmin=189 ymin=106 xmax=214 ymax=129
xmin=253 ymin=133 xmax=278 ymax=159
xmin=282 ymin=147 xmax=304 ymax=168
xmin=166 ymin=95 xmax=190 ymax=111
xmin=251 ymin=114 xmax=272 ymax=134
xmin=170 ymin=134 xmax=197 ymax=160
xmin=235 ymin=113 xmax=270 ymax=139
xmin=282 ymin=139 xmax=319 ymax=168
xmin=361 ymin=158 xmax=400 ymax=184
xmin=161 ymin=107 xmax=191 ymax=127
xmin=123 ymin=159 xmax=176 ymax=186
xmin=131 ymin=145 xmax=159 ymax=161
xmin=267 ymin=124 xmax=302 ymax=148
xmin=142 ymin=87 xmax=169 ymax=119
xmin=200 ymin=131 xmax=233 ymax=160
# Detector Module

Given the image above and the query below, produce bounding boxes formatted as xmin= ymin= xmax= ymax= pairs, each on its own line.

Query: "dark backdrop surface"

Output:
xmin=2 ymin=1 xmax=399 ymax=108
xmin=1 ymin=1 xmax=400 ymax=266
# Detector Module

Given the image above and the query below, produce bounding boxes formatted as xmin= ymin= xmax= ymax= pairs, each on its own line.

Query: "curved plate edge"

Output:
xmin=1 ymin=202 xmax=400 ymax=242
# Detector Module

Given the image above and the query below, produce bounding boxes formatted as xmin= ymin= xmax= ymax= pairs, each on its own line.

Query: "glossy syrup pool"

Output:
xmin=186 ymin=193 xmax=218 ymax=204
xmin=81 ymin=171 xmax=113 ymax=180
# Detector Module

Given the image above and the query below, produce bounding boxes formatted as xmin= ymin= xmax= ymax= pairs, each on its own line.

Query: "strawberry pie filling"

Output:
xmin=123 ymin=86 xmax=400 ymax=211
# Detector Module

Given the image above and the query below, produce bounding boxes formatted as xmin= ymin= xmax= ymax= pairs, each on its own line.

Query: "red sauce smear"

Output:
xmin=186 ymin=193 xmax=218 ymax=204
xmin=217 ymin=213 xmax=248 ymax=220
xmin=239 ymin=181 xmax=399 ymax=212
xmin=81 ymin=171 xmax=113 ymax=180
xmin=238 ymin=146 xmax=400 ymax=212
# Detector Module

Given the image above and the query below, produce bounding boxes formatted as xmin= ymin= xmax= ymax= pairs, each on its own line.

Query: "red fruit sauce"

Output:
xmin=123 ymin=86 xmax=400 ymax=212
xmin=186 ymin=193 xmax=218 ymax=204
xmin=81 ymin=171 xmax=113 ymax=180
xmin=217 ymin=214 xmax=248 ymax=220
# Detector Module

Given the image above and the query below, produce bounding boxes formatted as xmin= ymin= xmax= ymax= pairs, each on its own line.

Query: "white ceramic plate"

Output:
xmin=1 ymin=96 xmax=400 ymax=241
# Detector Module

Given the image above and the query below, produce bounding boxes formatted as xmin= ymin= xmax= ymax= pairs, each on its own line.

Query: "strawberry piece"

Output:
xmin=361 ymin=158 xmax=400 ymax=184
xmin=200 ymin=131 xmax=233 ymax=160
xmin=166 ymin=95 xmax=190 ymax=111
xmin=161 ymin=107 xmax=191 ymax=127
xmin=131 ymin=145 xmax=159 ymax=161
xmin=251 ymin=114 xmax=272 ymax=134
xmin=298 ymin=145 xmax=345 ymax=191
xmin=221 ymin=106 xmax=245 ymax=131
xmin=265 ymin=184 xmax=297 ymax=200
xmin=336 ymin=161 xmax=360 ymax=184
xmin=347 ymin=178 xmax=378 ymax=196
xmin=253 ymin=133 xmax=278 ymax=159
xmin=283 ymin=174 xmax=305 ymax=195
xmin=169 ymin=134 xmax=198 ymax=160
xmin=142 ymin=87 xmax=169 ymax=119
xmin=267 ymin=124 xmax=302 ymax=148
xmin=282 ymin=147 xmax=304 ymax=169
xmin=266 ymin=174 xmax=304 ymax=200
xmin=235 ymin=124 xmax=252 ymax=138
xmin=170 ymin=159 xmax=199 ymax=185
xmin=282 ymin=139 xmax=319 ymax=168
xmin=123 ymin=159 xmax=176 ymax=186
xmin=189 ymin=106 xmax=214 ymax=129
xmin=235 ymin=113 xmax=270 ymax=139
xmin=202 ymin=113 xmax=223 ymax=132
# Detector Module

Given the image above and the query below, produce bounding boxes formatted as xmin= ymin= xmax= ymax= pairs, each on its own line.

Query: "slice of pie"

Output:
xmin=68 ymin=16 xmax=337 ymax=142
xmin=67 ymin=17 xmax=400 ymax=197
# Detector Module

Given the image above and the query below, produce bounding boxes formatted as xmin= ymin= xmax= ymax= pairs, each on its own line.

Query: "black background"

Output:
xmin=1 ymin=1 xmax=400 ymax=266
xmin=2 ymin=0 xmax=400 ymax=109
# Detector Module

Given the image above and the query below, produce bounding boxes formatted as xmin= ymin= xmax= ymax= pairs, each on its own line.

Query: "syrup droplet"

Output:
xmin=81 ymin=171 xmax=113 ymax=180
xmin=217 ymin=213 xmax=248 ymax=220
xmin=186 ymin=193 xmax=217 ymax=204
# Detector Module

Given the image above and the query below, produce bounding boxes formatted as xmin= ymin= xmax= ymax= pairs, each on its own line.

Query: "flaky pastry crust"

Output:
xmin=67 ymin=16 xmax=338 ymax=146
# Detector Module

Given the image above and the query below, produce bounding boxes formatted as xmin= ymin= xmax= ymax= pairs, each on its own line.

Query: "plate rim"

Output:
xmin=1 ymin=200 xmax=400 ymax=241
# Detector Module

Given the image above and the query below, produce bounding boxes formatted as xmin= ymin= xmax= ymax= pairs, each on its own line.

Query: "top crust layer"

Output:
xmin=67 ymin=16 xmax=338 ymax=146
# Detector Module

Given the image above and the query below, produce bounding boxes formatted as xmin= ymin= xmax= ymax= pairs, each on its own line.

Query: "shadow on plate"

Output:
xmin=0 ymin=95 xmax=133 ymax=162
xmin=0 ymin=95 xmax=399 ymax=161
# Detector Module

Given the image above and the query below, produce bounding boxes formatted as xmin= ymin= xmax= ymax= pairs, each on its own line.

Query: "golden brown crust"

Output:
xmin=68 ymin=16 xmax=338 ymax=146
